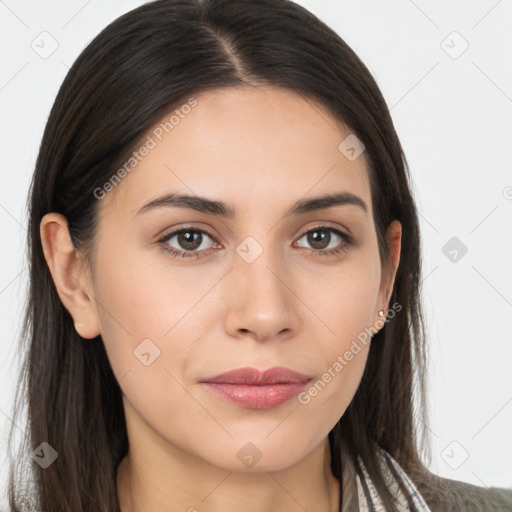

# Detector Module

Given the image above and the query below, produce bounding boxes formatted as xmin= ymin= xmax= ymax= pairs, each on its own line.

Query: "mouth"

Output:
xmin=199 ymin=366 xmax=313 ymax=409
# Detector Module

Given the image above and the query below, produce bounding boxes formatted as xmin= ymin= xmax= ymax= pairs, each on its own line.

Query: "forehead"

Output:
xmin=100 ymin=85 xmax=372 ymax=220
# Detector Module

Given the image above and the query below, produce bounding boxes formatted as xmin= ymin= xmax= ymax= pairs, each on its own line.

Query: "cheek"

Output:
xmin=299 ymin=342 xmax=370 ymax=425
xmin=298 ymin=257 xmax=379 ymax=407
xmin=89 ymin=244 xmax=172 ymax=383
xmin=90 ymin=244 xmax=222 ymax=400
xmin=91 ymin=253 xmax=198 ymax=438
xmin=92 ymin=242 xmax=203 ymax=346
xmin=307 ymin=257 xmax=380 ymax=347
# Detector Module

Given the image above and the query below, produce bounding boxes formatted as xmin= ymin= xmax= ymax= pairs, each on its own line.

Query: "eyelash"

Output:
xmin=157 ymin=224 xmax=353 ymax=260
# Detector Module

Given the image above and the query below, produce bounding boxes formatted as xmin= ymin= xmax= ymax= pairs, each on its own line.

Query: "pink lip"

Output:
xmin=199 ymin=367 xmax=313 ymax=409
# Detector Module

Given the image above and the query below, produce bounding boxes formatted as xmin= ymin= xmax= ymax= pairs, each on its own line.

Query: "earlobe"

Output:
xmin=40 ymin=213 xmax=101 ymax=339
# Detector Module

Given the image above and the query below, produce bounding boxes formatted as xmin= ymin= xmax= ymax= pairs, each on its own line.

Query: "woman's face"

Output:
xmin=70 ymin=85 xmax=400 ymax=472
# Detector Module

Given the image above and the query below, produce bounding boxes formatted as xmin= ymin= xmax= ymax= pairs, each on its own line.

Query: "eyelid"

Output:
xmin=293 ymin=224 xmax=354 ymax=255
xmin=157 ymin=223 xmax=354 ymax=258
xmin=157 ymin=224 xmax=220 ymax=247
xmin=292 ymin=221 xmax=353 ymax=242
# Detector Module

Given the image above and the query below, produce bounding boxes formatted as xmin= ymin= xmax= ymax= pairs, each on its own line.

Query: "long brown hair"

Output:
xmin=9 ymin=0 xmax=433 ymax=510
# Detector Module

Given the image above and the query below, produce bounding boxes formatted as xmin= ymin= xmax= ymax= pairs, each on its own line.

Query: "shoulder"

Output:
xmin=419 ymin=471 xmax=512 ymax=512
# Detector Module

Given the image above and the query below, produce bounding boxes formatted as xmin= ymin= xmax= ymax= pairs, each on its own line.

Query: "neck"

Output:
xmin=117 ymin=437 xmax=340 ymax=512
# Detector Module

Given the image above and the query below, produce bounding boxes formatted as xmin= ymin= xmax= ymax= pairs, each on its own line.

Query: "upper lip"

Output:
xmin=200 ymin=366 xmax=313 ymax=385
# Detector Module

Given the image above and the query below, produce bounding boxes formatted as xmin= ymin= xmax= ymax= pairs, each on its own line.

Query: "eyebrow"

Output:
xmin=136 ymin=191 xmax=368 ymax=218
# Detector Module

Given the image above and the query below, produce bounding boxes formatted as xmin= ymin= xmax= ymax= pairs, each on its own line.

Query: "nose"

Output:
xmin=222 ymin=244 xmax=302 ymax=343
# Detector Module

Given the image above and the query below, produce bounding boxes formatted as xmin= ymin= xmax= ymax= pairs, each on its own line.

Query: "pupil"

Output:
xmin=308 ymin=230 xmax=329 ymax=249
xmin=179 ymin=230 xmax=201 ymax=250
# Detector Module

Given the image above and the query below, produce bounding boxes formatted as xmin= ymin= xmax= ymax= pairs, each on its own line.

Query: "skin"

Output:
xmin=40 ymin=85 xmax=401 ymax=512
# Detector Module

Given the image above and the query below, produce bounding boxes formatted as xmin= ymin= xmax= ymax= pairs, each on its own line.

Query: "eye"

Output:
xmin=294 ymin=225 xmax=352 ymax=256
xmin=157 ymin=227 xmax=220 ymax=259
xmin=157 ymin=224 xmax=353 ymax=260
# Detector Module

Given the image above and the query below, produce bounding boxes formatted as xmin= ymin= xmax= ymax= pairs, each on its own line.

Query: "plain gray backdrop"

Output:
xmin=1 ymin=0 xmax=511 ymax=507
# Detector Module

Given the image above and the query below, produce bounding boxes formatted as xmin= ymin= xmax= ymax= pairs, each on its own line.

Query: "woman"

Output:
xmin=7 ymin=0 xmax=512 ymax=510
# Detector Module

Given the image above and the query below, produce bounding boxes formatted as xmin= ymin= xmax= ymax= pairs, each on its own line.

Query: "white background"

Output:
xmin=1 ymin=0 xmax=511 ymax=507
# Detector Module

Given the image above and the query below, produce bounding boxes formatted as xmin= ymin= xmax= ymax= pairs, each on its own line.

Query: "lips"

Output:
xmin=199 ymin=367 xmax=313 ymax=409
xmin=200 ymin=366 xmax=312 ymax=385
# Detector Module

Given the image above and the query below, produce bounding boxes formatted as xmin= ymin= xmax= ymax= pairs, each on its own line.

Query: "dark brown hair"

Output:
xmin=9 ymin=0 xmax=433 ymax=510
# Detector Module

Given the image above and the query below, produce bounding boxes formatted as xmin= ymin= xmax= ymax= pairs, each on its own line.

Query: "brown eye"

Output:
xmin=159 ymin=228 xmax=218 ymax=257
xmin=304 ymin=229 xmax=332 ymax=250
xmin=175 ymin=230 xmax=204 ymax=251
xmin=295 ymin=226 xmax=350 ymax=253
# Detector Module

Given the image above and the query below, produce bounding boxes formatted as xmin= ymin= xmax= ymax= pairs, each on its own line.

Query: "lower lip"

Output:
xmin=200 ymin=381 xmax=310 ymax=409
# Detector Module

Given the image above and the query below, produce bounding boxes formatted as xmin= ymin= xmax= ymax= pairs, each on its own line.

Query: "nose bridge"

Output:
xmin=234 ymin=234 xmax=289 ymax=303
xmin=223 ymin=234 xmax=300 ymax=339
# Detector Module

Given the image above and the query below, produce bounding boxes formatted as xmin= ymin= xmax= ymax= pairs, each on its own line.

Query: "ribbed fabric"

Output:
xmin=353 ymin=449 xmax=432 ymax=512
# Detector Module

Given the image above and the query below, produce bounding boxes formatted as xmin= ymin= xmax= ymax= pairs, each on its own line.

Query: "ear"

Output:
xmin=376 ymin=220 xmax=402 ymax=322
xmin=40 ymin=213 xmax=101 ymax=339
